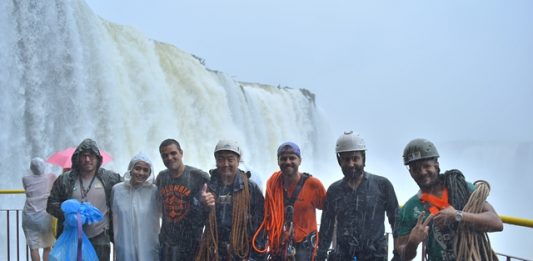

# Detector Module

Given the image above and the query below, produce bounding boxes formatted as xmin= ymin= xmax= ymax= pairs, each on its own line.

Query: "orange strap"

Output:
xmin=419 ymin=188 xmax=449 ymax=214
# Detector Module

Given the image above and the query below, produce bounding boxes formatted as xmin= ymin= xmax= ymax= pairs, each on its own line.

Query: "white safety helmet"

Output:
xmin=214 ymin=139 xmax=242 ymax=157
xmin=335 ymin=130 xmax=367 ymax=154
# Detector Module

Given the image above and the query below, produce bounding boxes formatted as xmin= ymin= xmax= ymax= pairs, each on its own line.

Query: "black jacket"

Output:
xmin=46 ymin=167 xmax=121 ymax=237
xmin=317 ymin=172 xmax=399 ymax=260
xmin=206 ymin=169 xmax=265 ymax=260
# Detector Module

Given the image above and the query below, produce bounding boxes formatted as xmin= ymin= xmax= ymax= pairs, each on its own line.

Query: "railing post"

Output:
xmin=7 ymin=210 xmax=10 ymax=261
xmin=386 ymin=232 xmax=389 ymax=260
xmin=16 ymin=210 xmax=20 ymax=261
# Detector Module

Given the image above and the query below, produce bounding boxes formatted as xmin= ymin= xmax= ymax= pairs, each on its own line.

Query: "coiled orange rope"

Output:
xmin=252 ymin=171 xmax=319 ymax=260
xmin=253 ymin=171 xmax=285 ymax=255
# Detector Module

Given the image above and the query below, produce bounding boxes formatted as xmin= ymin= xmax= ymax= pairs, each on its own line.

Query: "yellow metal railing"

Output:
xmin=2 ymin=189 xmax=533 ymax=228
xmin=0 ymin=189 xmax=24 ymax=194
xmin=2 ymin=189 xmax=532 ymax=260
xmin=500 ymin=215 xmax=533 ymax=228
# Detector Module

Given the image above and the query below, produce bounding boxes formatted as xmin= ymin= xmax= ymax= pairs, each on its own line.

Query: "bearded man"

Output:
xmin=317 ymin=131 xmax=400 ymax=261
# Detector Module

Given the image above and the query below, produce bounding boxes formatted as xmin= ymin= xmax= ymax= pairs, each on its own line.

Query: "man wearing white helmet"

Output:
xmin=198 ymin=139 xmax=265 ymax=261
xmin=317 ymin=131 xmax=400 ymax=261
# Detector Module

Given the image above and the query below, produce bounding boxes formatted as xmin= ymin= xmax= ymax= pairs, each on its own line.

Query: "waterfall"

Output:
xmin=0 ymin=0 xmax=330 ymax=195
xmin=4 ymin=1 xmax=532 ymax=259
xmin=0 ymin=2 xmax=332 ymax=255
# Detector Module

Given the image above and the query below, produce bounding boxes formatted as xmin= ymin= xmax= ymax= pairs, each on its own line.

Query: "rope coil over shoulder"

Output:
xmin=252 ymin=172 xmax=318 ymax=260
xmin=421 ymin=171 xmax=498 ymax=261
xmin=455 ymin=180 xmax=498 ymax=261
xmin=195 ymin=171 xmax=251 ymax=261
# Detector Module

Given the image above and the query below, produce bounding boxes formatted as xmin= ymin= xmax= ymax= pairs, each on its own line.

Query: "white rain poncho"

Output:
xmin=112 ymin=152 xmax=160 ymax=261
xmin=22 ymin=157 xmax=57 ymax=249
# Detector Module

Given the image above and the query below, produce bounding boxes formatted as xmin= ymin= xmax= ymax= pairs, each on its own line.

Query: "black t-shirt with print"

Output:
xmin=156 ymin=166 xmax=209 ymax=247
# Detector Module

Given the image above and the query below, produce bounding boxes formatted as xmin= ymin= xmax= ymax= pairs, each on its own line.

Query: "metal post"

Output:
xmin=7 ymin=210 xmax=10 ymax=261
xmin=16 ymin=210 xmax=20 ymax=261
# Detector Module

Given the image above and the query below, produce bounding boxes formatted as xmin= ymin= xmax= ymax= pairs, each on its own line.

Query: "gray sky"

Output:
xmin=85 ymin=0 xmax=533 ymax=257
xmin=86 ymin=0 xmax=533 ymax=145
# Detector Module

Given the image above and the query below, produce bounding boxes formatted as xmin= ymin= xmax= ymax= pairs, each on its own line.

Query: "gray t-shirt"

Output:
xmin=73 ymin=177 xmax=109 ymax=238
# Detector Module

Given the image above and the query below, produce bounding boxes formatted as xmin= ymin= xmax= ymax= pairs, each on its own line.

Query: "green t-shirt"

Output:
xmin=397 ymin=181 xmax=475 ymax=261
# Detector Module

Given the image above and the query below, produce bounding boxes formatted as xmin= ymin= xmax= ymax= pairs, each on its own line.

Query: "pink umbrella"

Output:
xmin=47 ymin=147 xmax=112 ymax=169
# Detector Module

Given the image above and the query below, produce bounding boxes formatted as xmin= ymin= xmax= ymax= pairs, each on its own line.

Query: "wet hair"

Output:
xmin=159 ymin=139 xmax=182 ymax=152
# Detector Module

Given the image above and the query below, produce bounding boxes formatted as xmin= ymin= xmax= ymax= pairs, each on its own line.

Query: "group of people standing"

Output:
xmin=21 ymin=131 xmax=503 ymax=261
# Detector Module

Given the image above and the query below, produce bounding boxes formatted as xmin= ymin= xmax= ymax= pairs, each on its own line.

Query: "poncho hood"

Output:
xmin=124 ymin=152 xmax=154 ymax=186
xmin=71 ymin=139 xmax=103 ymax=171
xmin=30 ymin=157 xmax=47 ymax=175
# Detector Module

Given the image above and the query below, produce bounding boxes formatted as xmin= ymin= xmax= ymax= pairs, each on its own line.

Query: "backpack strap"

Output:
xmin=283 ymin=173 xmax=310 ymax=209
xmin=281 ymin=173 xmax=311 ymax=258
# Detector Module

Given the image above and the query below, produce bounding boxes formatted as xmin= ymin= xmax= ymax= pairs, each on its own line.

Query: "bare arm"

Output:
xmin=397 ymin=235 xmax=416 ymax=261
xmin=397 ymin=212 xmax=433 ymax=261
xmin=433 ymin=202 xmax=503 ymax=232
xmin=461 ymin=202 xmax=503 ymax=232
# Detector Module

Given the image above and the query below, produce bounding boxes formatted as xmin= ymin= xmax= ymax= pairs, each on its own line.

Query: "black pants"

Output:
xmin=89 ymin=231 xmax=111 ymax=261
xmin=328 ymin=250 xmax=388 ymax=261
xmin=160 ymin=242 xmax=198 ymax=261
xmin=269 ymin=232 xmax=316 ymax=261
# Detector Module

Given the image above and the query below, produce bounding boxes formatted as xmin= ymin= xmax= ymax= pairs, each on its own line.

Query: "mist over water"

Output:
xmin=367 ymin=140 xmax=533 ymax=259
xmin=1 ymin=0 xmax=532 ymax=259
xmin=0 ymin=1 xmax=330 ymax=256
xmin=0 ymin=0 xmax=328 ymax=191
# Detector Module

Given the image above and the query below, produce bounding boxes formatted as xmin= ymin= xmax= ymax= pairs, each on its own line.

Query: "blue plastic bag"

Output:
xmin=49 ymin=199 xmax=103 ymax=261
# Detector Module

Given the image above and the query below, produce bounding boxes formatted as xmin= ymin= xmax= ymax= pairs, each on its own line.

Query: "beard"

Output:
xmin=342 ymin=166 xmax=364 ymax=180
xmin=416 ymin=169 xmax=440 ymax=191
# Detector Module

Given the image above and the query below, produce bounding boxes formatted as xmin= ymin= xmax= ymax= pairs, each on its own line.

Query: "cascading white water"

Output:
xmin=0 ymin=1 xmax=332 ymax=256
xmin=3 ymin=0 xmax=533 ymax=259
xmin=0 ymin=0 xmax=330 ymax=192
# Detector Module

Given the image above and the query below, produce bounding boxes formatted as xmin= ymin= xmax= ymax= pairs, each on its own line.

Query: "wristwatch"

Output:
xmin=455 ymin=210 xmax=464 ymax=223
